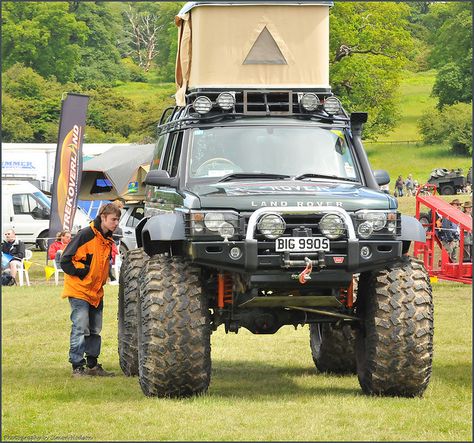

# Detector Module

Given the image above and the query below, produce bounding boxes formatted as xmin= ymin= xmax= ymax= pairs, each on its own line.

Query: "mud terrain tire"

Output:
xmin=118 ymin=248 xmax=147 ymax=376
xmin=355 ymin=256 xmax=433 ymax=397
xmin=138 ymin=256 xmax=211 ymax=398
xmin=309 ymin=323 xmax=356 ymax=374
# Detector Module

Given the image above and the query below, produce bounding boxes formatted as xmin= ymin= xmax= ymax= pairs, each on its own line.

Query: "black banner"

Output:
xmin=48 ymin=93 xmax=89 ymax=249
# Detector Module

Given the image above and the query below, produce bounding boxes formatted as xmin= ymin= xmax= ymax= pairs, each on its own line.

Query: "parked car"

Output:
xmin=118 ymin=202 xmax=145 ymax=255
xmin=2 ymin=180 xmax=90 ymax=250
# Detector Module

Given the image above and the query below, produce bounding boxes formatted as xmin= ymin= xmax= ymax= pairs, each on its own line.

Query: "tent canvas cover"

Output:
xmin=79 ymin=144 xmax=154 ymax=201
xmin=175 ymin=1 xmax=332 ymax=105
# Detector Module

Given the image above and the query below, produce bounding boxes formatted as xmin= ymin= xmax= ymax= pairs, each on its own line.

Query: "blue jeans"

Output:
xmin=68 ymin=297 xmax=103 ymax=368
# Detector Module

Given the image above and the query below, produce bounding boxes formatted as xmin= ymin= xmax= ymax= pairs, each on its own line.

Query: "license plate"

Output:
xmin=275 ymin=237 xmax=330 ymax=252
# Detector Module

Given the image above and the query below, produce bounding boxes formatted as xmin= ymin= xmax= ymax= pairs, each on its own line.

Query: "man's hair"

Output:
xmin=5 ymin=229 xmax=15 ymax=235
xmin=98 ymin=203 xmax=121 ymax=218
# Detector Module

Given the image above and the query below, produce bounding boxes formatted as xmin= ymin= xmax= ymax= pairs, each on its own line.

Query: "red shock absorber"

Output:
xmin=217 ymin=273 xmax=233 ymax=308
xmin=339 ymin=279 xmax=354 ymax=308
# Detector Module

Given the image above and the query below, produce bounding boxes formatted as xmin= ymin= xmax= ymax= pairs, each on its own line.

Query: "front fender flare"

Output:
xmin=399 ymin=215 xmax=426 ymax=243
xmin=141 ymin=212 xmax=186 ymax=243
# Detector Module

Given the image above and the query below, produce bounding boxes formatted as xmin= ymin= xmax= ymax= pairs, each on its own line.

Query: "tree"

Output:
xmin=329 ymin=2 xmax=414 ymax=139
xmin=2 ymin=2 xmax=88 ymax=83
xmin=423 ymin=2 xmax=472 ymax=108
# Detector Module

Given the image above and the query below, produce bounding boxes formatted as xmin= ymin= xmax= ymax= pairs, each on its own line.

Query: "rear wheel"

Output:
xmin=118 ymin=248 xmax=147 ymax=376
xmin=309 ymin=323 xmax=356 ymax=374
xmin=355 ymin=257 xmax=433 ymax=397
xmin=138 ymin=256 xmax=211 ymax=398
xmin=440 ymin=184 xmax=454 ymax=195
xmin=36 ymin=231 xmax=48 ymax=251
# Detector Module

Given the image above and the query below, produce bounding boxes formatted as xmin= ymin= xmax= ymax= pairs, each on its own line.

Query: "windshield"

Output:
xmin=187 ymin=126 xmax=359 ymax=182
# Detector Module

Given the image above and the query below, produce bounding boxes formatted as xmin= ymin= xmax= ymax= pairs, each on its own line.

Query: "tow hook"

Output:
xmin=291 ymin=257 xmax=313 ymax=284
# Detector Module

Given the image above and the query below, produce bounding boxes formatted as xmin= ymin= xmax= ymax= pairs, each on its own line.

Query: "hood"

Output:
xmin=188 ymin=180 xmax=396 ymax=211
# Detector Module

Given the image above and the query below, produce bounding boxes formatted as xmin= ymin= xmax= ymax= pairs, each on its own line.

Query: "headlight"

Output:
xmin=319 ymin=214 xmax=346 ymax=239
xmin=188 ymin=211 xmax=239 ymax=239
xmin=204 ymin=212 xmax=225 ymax=231
xmin=257 ymin=213 xmax=286 ymax=239
xmin=355 ymin=211 xmax=398 ymax=238
xmin=193 ymin=96 xmax=213 ymax=114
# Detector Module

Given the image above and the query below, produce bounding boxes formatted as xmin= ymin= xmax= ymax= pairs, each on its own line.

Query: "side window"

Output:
xmin=162 ymin=132 xmax=183 ymax=178
xmin=151 ymin=134 xmax=167 ymax=170
xmin=126 ymin=207 xmax=145 ymax=228
xmin=12 ymin=193 xmax=49 ymax=219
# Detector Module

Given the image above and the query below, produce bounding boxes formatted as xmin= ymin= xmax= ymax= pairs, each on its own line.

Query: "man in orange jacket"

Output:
xmin=60 ymin=203 xmax=121 ymax=377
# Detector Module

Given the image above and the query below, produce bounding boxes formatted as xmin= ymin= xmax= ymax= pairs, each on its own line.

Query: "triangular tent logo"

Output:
xmin=243 ymin=27 xmax=287 ymax=65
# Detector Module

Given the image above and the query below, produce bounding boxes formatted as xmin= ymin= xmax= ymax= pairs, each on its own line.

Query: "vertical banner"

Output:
xmin=48 ymin=93 xmax=89 ymax=251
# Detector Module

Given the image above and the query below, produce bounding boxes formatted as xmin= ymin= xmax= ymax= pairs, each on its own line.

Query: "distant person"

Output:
xmin=405 ymin=174 xmax=414 ymax=196
xmin=1 ymin=229 xmax=25 ymax=283
xmin=438 ymin=199 xmax=461 ymax=262
xmin=462 ymin=201 xmax=472 ymax=262
xmin=60 ymin=203 xmax=121 ymax=378
xmin=395 ymin=175 xmax=404 ymax=197
xmin=48 ymin=230 xmax=72 ymax=266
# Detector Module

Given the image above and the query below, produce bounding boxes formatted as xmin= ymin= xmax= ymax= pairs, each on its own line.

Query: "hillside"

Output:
xmin=364 ymin=70 xmax=471 ymax=189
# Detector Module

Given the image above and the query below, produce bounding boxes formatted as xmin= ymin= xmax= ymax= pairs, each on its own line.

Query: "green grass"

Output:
xmin=381 ymin=70 xmax=438 ymax=142
xmin=366 ymin=142 xmax=472 ymax=191
xmin=1 ymin=282 xmax=471 ymax=441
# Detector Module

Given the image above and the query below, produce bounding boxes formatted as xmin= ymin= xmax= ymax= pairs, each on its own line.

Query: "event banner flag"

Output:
xmin=48 ymin=93 xmax=89 ymax=248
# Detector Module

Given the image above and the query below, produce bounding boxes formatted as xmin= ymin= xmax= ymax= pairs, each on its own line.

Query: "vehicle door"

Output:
xmin=11 ymin=192 xmax=50 ymax=243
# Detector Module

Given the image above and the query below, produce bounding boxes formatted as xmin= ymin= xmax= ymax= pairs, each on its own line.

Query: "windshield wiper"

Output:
xmin=292 ymin=173 xmax=358 ymax=182
xmin=218 ymin=173 xmax=290 ymax=183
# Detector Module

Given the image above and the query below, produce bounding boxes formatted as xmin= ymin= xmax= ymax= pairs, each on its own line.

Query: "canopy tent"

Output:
xmin=79 ymin=144 xmax=154 ymax=201
xmin=175 ymin=1 xmax=332 ymax=105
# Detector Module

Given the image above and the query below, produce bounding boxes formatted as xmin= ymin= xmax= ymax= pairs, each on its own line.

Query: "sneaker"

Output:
xmin=72 ymin=366 xmax=87 ymax=377
xmin=85 ymin=364 xmax=115 ymax=377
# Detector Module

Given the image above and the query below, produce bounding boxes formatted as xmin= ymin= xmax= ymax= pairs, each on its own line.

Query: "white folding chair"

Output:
xmin=53 ymin=259 xmax=64 ymax=286
xmin=17 ymin=249 xmax=33 ymax=287
xmin=111 ymin=254 xmax=122 ymax=284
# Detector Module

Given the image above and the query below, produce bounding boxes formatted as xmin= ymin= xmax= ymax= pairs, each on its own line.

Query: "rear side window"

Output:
xmin=126 ymin=207 xmax=145 ymax=228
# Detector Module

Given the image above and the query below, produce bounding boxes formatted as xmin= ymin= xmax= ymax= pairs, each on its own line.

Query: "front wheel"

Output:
xmin=138 ymin=256 xmax=211 ymax=398
xmin=355 ymin=257 xmax=433 ymax=397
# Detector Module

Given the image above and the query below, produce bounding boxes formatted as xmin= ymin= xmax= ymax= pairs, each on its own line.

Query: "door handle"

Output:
xmin=124 ymin=230 xmax=133 ymax=234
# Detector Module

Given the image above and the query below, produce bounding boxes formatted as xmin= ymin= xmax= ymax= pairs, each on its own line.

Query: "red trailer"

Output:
xmin=414 ymin=184 xmax=472 ymax=284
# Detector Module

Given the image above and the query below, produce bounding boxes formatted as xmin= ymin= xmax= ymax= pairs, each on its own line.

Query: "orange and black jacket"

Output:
xmin=60 ymin=218 xmax=114 ymax=307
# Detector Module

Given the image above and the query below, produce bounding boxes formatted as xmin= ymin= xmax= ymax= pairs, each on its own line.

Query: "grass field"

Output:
xmin=1 ymin=281 xmax=471 ymax=441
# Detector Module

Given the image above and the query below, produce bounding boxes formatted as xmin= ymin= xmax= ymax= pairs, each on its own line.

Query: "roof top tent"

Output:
xmin=175 ymin=0 xmax=333 ymax=106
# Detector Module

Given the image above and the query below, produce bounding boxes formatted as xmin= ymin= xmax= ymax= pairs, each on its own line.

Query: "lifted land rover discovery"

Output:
xmin=118 ymin=89 xmax=433 ymax=398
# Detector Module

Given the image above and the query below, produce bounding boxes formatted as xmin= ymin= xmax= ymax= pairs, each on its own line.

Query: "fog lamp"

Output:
xmin=319 ymin=214 xmax=345 ymax=239
xmin=257 ymin=214 xmax=286 ymax=239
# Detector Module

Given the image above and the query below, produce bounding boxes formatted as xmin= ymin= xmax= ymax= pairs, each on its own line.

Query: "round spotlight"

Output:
xmin=204 ymin=212 xmax=225 ymax=231
xmin=193 ymin=96 xmax=213 ymax=114
xmin=216 ymin=92 xmax=235 ymax=110
xmin=217 ymin=221 xmax=235 ymax=239
xmin=257 ymin=213 xmax=286 ymax=239
xmin=319 ymin=214 xmax=345 ymax=239
xmin=300 ymin=93 xmax=320 ymax=111
xmin=357 ymin=221 xmax=373 ymax=239
xmin=323 ymin=96 xmax=342 ymax=115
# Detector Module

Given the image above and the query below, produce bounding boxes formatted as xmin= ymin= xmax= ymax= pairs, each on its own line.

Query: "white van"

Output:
xmin=1 ymin=180 xmax=91 ymax=250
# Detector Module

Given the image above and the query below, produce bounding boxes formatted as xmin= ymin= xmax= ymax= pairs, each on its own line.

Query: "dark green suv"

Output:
xmin=118 ymin=89 xmax=433 ymax=399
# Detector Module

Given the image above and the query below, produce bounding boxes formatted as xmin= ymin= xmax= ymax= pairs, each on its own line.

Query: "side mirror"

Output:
xmin=373 ymin=169 xmax=390 ymax=186
xmin=144 ymin=169 xmax=178 ymax=187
